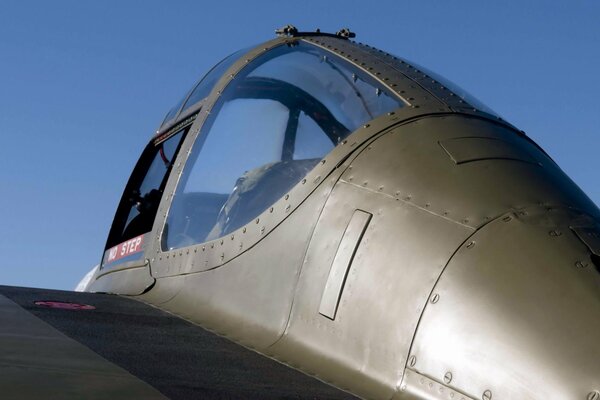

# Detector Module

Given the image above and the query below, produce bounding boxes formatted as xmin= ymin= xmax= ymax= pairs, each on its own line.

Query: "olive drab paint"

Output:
xmin=83 ymin=26 xmax=600 ymax=400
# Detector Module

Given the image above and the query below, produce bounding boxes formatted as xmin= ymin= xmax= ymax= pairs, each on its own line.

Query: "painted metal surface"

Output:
xmin=439 ymin=136 xmax=539 ymax=165
xmin=406 ymin=207 xmax=600 ymax=399
xmin=82 ymin=28 xmax=600 ymax=399
xmin=319 ymin=209 xmax=371 ymax=320
xmin=91 ymin=259 xmax=154 ymax=295
xmin=269 ymin=180 xmax=472 ymax=399
xmin=0 ymin=294 xmax=168 ymax=399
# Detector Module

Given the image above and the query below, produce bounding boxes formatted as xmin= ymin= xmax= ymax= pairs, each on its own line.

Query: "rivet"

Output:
xmin=588 ymin=391 xmax=600 ymax=400
xmin=549 ymin=230 xmax=562 ymax=237
xmin=285 ymin=205 xmax=291 ymax=212
xmin=243 ymin=227 xmax=247 ymax=233
xmin=256 ymin=218 xmax=260 ymax=224
xmin=444 ymin=372 xmax=452 ymax=384
xmin=261 ymin=226 xmax=265 ymax=234
xmin=220 ymin=253 xmax=224 ymax=261
xmin=210 ymin=243 xmax=214 ymax=249
xmin=202 ymin=246 xmax=205 ymax=251
xmin=408 ymin=355 xmax=417 ymax=367
xmin=431 ymin=293 xmax=440 ymax=304
xmin=363 ymin=124 xmax=370 ymax=128
xmin=302 ymin=179 xmax=307 ymax=184
xmin=483 ymin=390 xmax=492 ymax=400
xmin=230 ymin=235 xmax=234 ymax=240
xmin=503 ymin=216 xmax=512 ymax=222
xmin=321 ymin=159 xmax=326 ymax=164
xmin=387 ymin=111 xmax=395 ymax=116
xmin=285 ymin=194 xmax=290 ymax=200
xmin=466 ymin=241 xmax=475 ymax=249
xmin=269 ymin=207 xmax=274 ymax=213
xmin=220 ymin=239 xmax=224 ymax=245
xmin=575 ymin=261 xmax=589 ymax=268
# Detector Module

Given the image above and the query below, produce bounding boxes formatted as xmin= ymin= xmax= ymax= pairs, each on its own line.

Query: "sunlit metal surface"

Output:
xmin=79 ymin=26 xmax=600 ymax=399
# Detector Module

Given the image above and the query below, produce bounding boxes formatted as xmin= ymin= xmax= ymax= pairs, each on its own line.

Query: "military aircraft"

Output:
xmin=1 ymin=26 xmax=599 ymax=400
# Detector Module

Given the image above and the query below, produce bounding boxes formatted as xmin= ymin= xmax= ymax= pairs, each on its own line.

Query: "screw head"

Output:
xmin=443 ymin=372 xmax=452 ymax=384
xmin=483 ymin=390 xmax=492 ymax=400
xmin=430 ymin=294 xmax=440 ymax=304
xmin=408 ymin=356 xmax=417 ymax=367
xmin=588 ymin=391 xmax=600 ymax=400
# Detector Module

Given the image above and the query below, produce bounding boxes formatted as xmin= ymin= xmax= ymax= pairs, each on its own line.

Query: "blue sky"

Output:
xmin=1 ymin=1 xmax=598 ymax=290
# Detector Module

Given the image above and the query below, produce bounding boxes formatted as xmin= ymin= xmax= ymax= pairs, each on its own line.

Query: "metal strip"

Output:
xmin=319 ymin=210 xmax=371 ymax=319
xmin=571 ymin=225 xmax=600 ymax=255
xmin=399 ymin=369 xmax=475 ymax=400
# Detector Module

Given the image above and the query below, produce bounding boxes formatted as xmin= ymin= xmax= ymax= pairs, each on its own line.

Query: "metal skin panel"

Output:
xmin=0 ymin=294 xmax=168 ymax=399
xmin=81 ymin=31 xmax=600 ymax=399
xmin=89 ymin=260 xmax=154 ymax=296
xmin=400 ymin=369 xmax=475 ymax=400
xmin=319 ymin=210 xmax=372 ymax=320
xmin=269 ymin=181 xmax=473 ymax=399
xmin=571 ymin=225 xmax=600 ymax=255
xmin=439 ymin=136 xmax=539 ymax=165
xmin=148 ymin=169 xmax=345 ymax=350
xmin=341 ymin=115 xmax=600 ymax=231
xmin=406 ymin=207 xmax=600 ymax=399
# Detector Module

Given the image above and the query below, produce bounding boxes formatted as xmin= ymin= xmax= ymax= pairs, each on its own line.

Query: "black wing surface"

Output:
xmin=0 ymin=285 xmax=357 ymax=400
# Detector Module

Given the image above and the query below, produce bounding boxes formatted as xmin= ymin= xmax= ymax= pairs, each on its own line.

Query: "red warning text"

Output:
xmin=106 ymin=235 xmax=144 ymax=263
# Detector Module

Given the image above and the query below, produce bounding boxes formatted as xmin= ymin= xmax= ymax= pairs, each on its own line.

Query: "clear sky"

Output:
xmin=1 ymin=1 xmax=598 ymax=290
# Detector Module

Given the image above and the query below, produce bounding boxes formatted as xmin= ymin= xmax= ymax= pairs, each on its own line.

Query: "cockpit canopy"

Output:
xmin=106 ymin=31 xmax=498 ymax=257
xmin=163 ymin=42 xmax=404 ymax=250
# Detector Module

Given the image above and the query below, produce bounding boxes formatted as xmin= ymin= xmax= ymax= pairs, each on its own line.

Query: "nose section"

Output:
xmin=406 ymin=206 xmax=600 ymax=399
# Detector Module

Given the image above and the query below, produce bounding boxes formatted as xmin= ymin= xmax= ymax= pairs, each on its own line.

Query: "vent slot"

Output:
xmin=319 ymin=210 xmax=371 ymax=320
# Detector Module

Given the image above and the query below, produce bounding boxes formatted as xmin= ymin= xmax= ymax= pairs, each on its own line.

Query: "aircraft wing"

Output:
xmin=0 ymin=285 xmax=357 ymax=400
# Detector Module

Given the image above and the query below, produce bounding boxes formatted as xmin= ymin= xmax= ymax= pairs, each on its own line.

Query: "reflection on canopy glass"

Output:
xmin=163 ymin=42 xmax=404 ymax=250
